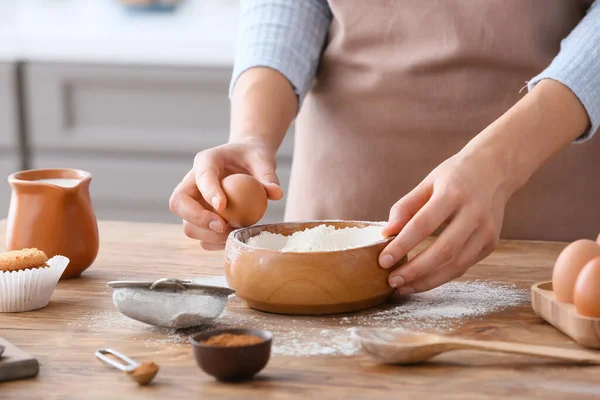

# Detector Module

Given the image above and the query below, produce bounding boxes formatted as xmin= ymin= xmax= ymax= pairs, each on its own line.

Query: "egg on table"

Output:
xmin=573 ymin=257 xmax=600 ymax=318
xmin=212 ymin=174 xmax=268 ymax=228
xmin=552 ymin=239 xmax=600 ymax=303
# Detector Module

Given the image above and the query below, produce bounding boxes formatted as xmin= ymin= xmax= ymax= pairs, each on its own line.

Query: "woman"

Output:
xmin=170 ymin=0 xmax=600 ymax=295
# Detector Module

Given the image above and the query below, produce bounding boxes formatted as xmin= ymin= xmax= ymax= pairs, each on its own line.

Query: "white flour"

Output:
xmin=245 ymin=224 xmax=386 ymax=252
xmin=73 ymin=277 xmax=529 ymax=357
xmin=112 ymin=287 xmax=228 ymax=329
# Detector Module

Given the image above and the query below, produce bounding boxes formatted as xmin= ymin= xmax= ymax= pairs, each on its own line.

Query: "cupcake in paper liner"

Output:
xmin=0 ymin=248 xmax=70 ymax=313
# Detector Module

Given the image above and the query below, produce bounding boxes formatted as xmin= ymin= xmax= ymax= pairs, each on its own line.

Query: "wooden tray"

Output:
xmin=531 ymin=281 xmax=600 ymax=349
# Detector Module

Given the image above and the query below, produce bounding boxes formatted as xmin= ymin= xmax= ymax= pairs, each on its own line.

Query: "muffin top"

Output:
xmin=0 ymin=248 xmax=49 ymax=272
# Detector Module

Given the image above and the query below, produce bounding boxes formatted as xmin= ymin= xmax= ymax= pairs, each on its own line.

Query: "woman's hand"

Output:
xmin=169 ymin=139 xmax=284 ymax=250
xmin=170 ymin=66 xmax=297 ymax=250
xmin=378 ymin=79 xmax=590 ymax=295
xmin=378 ymin=149 xmax=512 ymax=295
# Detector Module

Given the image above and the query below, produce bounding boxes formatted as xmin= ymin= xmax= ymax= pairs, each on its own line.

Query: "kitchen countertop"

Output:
xmin=1 ymin=220 xmax=600 ymax=399
xmin=0 ymin=0 xmax=238 ymax=66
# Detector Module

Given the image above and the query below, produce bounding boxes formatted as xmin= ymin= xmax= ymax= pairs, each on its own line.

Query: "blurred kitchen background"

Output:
xmin=0 ymin=0 xmax=295 ymax=224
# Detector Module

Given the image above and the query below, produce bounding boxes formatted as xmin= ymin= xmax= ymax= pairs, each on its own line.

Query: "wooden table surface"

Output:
xmin=1 ymin=220 xmax=599 ymax=400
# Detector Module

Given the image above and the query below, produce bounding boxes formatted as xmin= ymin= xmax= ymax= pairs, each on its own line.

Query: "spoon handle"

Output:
xmin=95 ymin=349 xmax=138 ymax=372
xmin=448 ymin=338 xmax=600 ymax=364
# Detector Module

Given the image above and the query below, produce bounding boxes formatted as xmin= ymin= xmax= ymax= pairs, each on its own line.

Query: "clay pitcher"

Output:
xmin=6 ymin=168 xmax=99 ymax=279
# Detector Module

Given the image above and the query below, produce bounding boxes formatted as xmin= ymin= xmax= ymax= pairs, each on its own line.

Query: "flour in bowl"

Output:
xmin=245 ymin=224 xmax=386 ymax=252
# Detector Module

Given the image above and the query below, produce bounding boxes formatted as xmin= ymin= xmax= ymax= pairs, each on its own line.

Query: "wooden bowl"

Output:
xmin=190 ymin=328 xmax=272 ymax=382
xmin=224 ymin=220 xmax=406 ymax=315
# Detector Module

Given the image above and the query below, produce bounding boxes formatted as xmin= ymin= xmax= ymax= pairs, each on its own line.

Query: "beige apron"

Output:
xmin=285 ymin=0 xmax=600 ymax=242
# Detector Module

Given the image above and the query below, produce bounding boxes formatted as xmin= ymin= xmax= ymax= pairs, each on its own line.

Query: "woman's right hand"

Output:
xmin=169 ymin=139 xmax=284 ymax=250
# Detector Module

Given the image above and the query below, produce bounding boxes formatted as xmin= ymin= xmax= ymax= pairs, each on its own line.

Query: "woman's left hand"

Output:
xmin=378 ymin=148 xmax=515 ymax=295
xmin=378 ymin=79 xmax=591 ymax=295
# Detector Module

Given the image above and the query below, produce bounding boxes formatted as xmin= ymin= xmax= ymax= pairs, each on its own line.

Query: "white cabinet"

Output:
xmin=0 ymin=63 xmax=18 ymax=148
xmin=0 ymin=156 xmax=19 ymax=219
xmin=25 ymin=63 xmax=293 ymax=224
xmin=0 ymin=63 xmax=20 ymax=218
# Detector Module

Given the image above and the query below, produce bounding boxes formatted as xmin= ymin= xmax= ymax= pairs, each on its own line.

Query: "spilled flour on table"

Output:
xmin=71 ymin=277 xmax=528 ymax=357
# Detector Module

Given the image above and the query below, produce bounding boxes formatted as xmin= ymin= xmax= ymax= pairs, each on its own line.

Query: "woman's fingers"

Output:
xmin=396 ymin=229 xmax=486 ymax=294
xmin=176 ymin=195 xmax=227 ymax=235
xmin=249 ymin=154 xmax=284 ymax=201
xmin=263 ymin=182 xmax=284 ymax=201
xmin=183 ymin=220 xmax=230 ymax=243
xmin=169 ymin=172 xmax=229 ymax=235
xmin=194 ymin=151 xmax=227 ymax=211
xmin=382 ymin=181 xmax=431 ymax=237
xmin=379 ymin=188 xmax=456 ymax=269
xmin=170 ymin=171 xmax=230 ymax=248
xmin=387 ymin=209 xmax=476 ymax=288
xmin=397 ymin=225 xmax=496 ymax=294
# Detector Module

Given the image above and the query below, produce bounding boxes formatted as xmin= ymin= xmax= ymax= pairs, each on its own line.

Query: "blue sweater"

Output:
xmin=230 ymin=0 xmax=600 ymax=141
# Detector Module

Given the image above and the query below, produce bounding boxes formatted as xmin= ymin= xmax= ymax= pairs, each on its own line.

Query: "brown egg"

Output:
xmin=597 ymin=232 xmax=600 ymax=244
xmin=573 ymin=257 xmax=600 ymax=318
xmin=552 ymin=239 xmax=600 ymax=303
xmin=214 ymin=174 xmax=268 ymax=228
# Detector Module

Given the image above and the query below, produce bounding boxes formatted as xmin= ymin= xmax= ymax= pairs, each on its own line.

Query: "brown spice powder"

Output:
xmin=126 ymin=362 xmax=159 ymax=386
xmin=202 ymin=333 xmax=264 ymax=347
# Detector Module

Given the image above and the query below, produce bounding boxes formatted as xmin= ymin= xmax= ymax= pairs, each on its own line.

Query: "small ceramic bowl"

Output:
xmin=224 ymin=220 xmax=407 ymax=315
xmin=190 ymin=328 xmax=272 ymax=382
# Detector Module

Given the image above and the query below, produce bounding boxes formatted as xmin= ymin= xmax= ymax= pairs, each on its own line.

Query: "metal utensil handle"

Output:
xmin=96 ymin=349 xmax=138 ymax=372
xmin=149 ymin=278 xmax=188 ymax=291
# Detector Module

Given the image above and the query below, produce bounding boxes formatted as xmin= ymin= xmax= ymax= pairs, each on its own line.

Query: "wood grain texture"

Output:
xmin=1 ymin=220 xmax=600 ymax=399
xmin=532 ymin=282 xmax=600 ymax=349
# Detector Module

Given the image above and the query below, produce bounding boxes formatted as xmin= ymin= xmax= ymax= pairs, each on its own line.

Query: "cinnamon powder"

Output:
xmin=126 ymin=362 xmax=159 ymax=386
xmin=202 ymin=333 xmax=264 ymax=347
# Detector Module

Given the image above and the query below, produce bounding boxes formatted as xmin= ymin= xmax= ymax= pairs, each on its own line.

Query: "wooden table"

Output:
xmin=1 ymin=220 xmax=599 ymax=400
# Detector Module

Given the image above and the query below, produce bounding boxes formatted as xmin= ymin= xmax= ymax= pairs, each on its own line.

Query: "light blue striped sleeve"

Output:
xmin=527 ymin=1 xmax=600 ymax=142
xmin=229 ymin=0 xmax=332 ymax=108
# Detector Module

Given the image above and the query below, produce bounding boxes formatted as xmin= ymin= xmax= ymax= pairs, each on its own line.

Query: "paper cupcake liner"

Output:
xmin=0 ymin=255 xmax=70 ymax=313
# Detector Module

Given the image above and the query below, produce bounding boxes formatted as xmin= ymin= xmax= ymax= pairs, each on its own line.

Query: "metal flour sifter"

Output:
xmin=107 ymin=278 xmax=235 ymax=330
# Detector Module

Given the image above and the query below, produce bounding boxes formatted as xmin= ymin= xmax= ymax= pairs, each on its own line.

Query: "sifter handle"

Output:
xmin=149 ymin=278 xmax=188 ymax=291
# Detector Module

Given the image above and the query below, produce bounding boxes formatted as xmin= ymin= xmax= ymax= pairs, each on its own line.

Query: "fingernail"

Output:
xmin=211 ymin=196 xmax=220 ymax=210
xmin=209 ymin=221 xmax=224 ymax=233
xmin=263 ymin=181 xmax=281 ymax=190
xmin=380 ymin=254 xmax=395 ymax=269
xmin=397 ymin=286 xmax=415 ymax=295
xmin=389 ymin=276 xmax=405 ymax=288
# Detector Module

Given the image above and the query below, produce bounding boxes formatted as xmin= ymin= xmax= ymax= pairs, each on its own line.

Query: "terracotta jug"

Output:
xmin=6 ymin=168 xmax=100 ymax=279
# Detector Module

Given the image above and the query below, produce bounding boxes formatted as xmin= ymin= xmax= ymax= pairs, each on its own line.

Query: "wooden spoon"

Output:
xmin=352 ymin=329 xmax=600 ymax=365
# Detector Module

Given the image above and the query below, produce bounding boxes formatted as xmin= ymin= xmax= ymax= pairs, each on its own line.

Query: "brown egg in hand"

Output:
xmin=212 ymin=174 xmax=268 ymax=228
xmin=573 ymin=257 xmax=600 ymax=318
xmin=552 ymin=239 xmax=600 ymax=303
